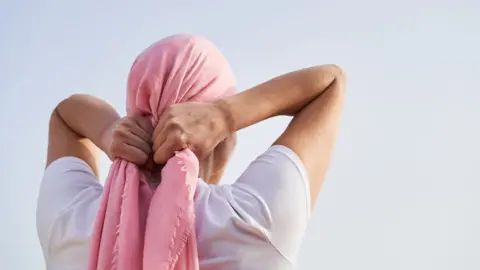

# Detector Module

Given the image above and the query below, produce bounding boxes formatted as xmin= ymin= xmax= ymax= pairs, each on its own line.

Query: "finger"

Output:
xmin=119 ymin=129 xmax=151 ymax=156
xmin=133 ymin=115 xmax=154 ymax=136
xmin=152 ymin=126 xmax=167 ymax=152
xmin=152 ymin=113 xmax=169 ymax=143
xmin=116 ymin=143 xmax=149 ymax=165
xmin=126 ymin=119 xmax=152 ymax=144
xmin=152 ymin=114 xmax=171 ymax=152
xmin=153 ymin=134 xmax=187 ymax=164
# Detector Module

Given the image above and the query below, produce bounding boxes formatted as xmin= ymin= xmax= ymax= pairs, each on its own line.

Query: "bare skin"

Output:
xmin=153 ymin=65 xmax=346 ymax=206
xmin=47 ymin=64 xmax=346 ymax=208
xmin=46 ymin=94 xmax=232 ymax=182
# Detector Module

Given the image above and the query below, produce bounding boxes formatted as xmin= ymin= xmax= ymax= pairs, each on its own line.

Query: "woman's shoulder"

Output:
xmin=194 ymin=145 xmax=311 ymax=265
xmin=37 ymin=157 xmax=102 ymax=268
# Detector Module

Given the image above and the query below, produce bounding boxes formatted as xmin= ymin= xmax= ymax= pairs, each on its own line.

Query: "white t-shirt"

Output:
xmin=36 ymin=145 xmax=310 ymax=270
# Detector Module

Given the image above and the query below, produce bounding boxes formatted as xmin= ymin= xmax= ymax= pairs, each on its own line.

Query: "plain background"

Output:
xmin=1 ymin=1 xmax=479 ymax=269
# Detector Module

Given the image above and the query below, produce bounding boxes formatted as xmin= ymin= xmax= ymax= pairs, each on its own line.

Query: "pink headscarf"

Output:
xmin=88 ymin=34 xmax=236 ymax=270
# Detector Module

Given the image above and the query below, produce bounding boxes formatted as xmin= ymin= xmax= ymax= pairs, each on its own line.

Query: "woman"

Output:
xmin=36 ymin=35 xmax=346 ymax=270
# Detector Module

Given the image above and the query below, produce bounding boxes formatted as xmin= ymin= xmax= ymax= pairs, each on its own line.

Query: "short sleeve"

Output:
xmin=36 ymin=157 xmax=103 ymax=265
xmin=225 ymin=145 xmax=311 ymax=264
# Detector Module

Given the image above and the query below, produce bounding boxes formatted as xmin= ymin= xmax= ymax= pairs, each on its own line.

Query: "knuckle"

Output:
xmin=123 ymin=118 xmax=137 ymax=129
xmin=118 ymin=128 xmax=130 ymax=138
xmin=112 ymin=128 xmax=123 ymax=138
xmin=172 ymin=135 xmax=184 ymax=146
xmin=167 ymin=117 xmax=182 ymax=129
xmin=172 ymin=132 xmax=188 ymax=146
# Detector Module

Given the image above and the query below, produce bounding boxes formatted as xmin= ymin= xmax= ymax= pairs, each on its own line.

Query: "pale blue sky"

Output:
xmin=1 ymin=1 xmax=479 ymax=269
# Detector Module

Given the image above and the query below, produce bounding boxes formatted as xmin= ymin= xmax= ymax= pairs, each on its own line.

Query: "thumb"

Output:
xmin=153 ymin=134 xmax=187 ymax=164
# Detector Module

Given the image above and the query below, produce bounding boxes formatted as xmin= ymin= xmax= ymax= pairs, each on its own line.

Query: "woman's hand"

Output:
xmin=152 ymin=101 xmax=231 ymax=165
xmin=101 ymin=116 xmax=153 ymax=165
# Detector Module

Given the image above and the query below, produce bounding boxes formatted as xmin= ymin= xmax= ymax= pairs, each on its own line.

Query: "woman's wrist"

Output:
xmin=98 ymin=121 xmax=116 ymax=158
xmin=212 ymin=65 xmax=343 ymax=133
xmin=214 ymin=98 xmax=236 ymax=136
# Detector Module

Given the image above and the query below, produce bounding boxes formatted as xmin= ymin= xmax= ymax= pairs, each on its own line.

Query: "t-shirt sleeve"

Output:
xmin=225 ymin=145 xmax=311 ymax=264
xmin=36 ymin=157 xmax=103 ymax=262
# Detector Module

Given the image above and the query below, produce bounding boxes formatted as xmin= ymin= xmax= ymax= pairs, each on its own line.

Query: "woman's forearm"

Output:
xmin=56 ymin=94 xmax=120 ymax=153
xmin=216 ymin=65 xmax=344 ymax=132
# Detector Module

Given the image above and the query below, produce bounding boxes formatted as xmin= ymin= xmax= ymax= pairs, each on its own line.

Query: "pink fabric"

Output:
xmin=88 ymin=34 xmax=236 ymax=270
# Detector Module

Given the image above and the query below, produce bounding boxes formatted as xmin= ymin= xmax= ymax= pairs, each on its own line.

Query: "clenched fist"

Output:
xmin=101 ymin=115 xmax=153 ymax=165
xmin=152 ymin=101 xmax=231 ymax=165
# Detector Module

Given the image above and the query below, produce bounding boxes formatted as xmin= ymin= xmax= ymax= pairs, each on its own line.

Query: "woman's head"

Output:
xmin=126 ymin=34 xmax=237 ymax=183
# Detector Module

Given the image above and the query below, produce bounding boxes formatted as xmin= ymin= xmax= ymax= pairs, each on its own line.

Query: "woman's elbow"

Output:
xmin=311 ymin=64 xmax=347 ymax=93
